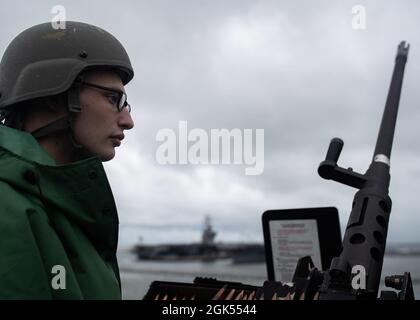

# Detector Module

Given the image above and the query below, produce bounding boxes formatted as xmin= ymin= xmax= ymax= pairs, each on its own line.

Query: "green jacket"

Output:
xmin=0 ymin=125 xmax=121 ymax=299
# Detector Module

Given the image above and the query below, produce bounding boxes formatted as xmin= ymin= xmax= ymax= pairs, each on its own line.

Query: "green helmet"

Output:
xmin=0 ymin=21 xmax=134 ymax=111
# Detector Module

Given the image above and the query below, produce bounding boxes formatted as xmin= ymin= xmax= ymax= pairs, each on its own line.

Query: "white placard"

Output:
xmin=269 ymin=219 xmax=322 ymax=282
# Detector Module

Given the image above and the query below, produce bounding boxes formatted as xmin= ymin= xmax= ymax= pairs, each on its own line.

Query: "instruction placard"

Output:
xmin=269 ymin=219 xmax=322 ymax=282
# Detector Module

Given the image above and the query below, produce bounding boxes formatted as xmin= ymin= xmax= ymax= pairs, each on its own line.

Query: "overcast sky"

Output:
xmin=1 ymin=0 xmax=420 ymax=246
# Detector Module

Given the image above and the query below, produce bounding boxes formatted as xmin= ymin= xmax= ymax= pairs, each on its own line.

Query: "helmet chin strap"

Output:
xmin=30 ymin=85 xmax=92 ymax=161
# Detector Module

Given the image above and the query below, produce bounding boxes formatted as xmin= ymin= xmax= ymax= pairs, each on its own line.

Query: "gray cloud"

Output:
xmin=1 ymin=0 xmax=420 ymax=245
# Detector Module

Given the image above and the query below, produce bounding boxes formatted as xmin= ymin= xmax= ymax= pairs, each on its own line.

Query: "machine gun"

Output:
xmin=144 ymin=42 xmax=414 ymax=301
xmin=316 ymin=41 xmax=413 ymax=300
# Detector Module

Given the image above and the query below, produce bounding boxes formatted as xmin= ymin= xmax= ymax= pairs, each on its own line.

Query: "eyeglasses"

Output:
xmin=80 ymin=81 xmax=131 ymax=113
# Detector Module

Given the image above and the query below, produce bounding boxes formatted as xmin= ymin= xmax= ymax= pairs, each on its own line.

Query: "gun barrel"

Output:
xmin=373 ymin=41 xmax=409 ymax=162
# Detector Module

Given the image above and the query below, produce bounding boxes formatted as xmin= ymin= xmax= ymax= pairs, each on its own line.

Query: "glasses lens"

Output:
xmin=118 ymin=94 xmax=123 ymax=109
xmin=119 ymin=93 xmax=131 ymax=113
xmin=117 ymin=93 xmax=125 ymax=110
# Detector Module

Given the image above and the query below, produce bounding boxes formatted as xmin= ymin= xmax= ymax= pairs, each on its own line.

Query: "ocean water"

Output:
xmin=117 ymin=249 xmax=420 ymax=300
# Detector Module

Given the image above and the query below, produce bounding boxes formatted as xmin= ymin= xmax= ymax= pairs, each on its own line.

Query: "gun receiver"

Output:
xmin=317 ymin=41 xmax=411 ymax=299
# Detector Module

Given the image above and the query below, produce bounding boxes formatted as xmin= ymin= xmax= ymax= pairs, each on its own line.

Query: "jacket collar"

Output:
xmin=0 ymin=124 xmax=56 ymax=165
xmin=0 ymin=125 xmax=119 ymax=254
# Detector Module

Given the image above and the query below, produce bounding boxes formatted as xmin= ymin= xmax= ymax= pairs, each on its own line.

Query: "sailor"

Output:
xmin=0 ymin=21 xmax=134 ymax=299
